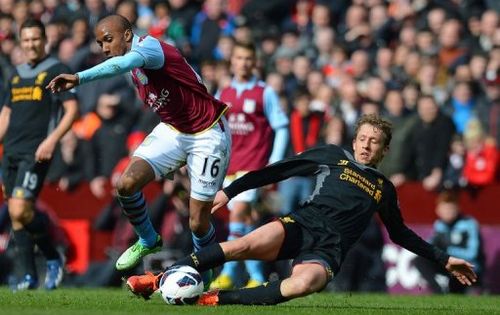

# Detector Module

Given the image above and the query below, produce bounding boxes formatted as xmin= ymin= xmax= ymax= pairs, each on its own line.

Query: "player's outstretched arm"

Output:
xmin=47 ymin=53 xmax=145 ymax=93
xmin=46 ymin=74 xmax=79 ymax=93
xmin=445 ymin=256 xmax=477 ymax=286
xmin=211 ymin=190 xmax=229 ymax=214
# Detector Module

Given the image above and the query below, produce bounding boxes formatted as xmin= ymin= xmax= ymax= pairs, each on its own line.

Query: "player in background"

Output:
xmin=0 ymin=19 xmax=78 ymax=290
xmin=127 ymin=115 xmax=477 ymax=305
xmin=210 ymin=42 xmax=289 ymax=290
xmin=46 ymin=15 xmax=231 ymax=287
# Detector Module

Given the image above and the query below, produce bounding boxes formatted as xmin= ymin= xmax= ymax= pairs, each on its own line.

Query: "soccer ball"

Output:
xmin=159 ymin=265 xmax=204 ymax=305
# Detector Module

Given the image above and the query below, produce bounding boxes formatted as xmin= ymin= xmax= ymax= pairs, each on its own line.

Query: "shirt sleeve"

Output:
xmin=378 ymin=183 xmax=450 ymax=266
xmin=130 ymin=36 xmax=165 ymax=70
xmin=223 ymin=148 xmax=322 ymax=199
xmin=77 ymin=52 xmax=145 ymax=84
xmin=263 ymin=86 xmax=288 ymax=129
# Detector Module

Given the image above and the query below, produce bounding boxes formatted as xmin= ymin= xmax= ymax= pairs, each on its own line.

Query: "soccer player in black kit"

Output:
xmin=127 ymin=114 xmax=477 ymax=305
xmin=0 ymin=19 xmax=78 ymax=290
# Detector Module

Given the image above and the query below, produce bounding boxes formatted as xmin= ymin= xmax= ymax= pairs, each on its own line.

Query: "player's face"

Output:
xmin=352 ymin=123 xmax=388 ymax=166
xmin=231 ymin=46 xmax=255 ymax=80
xmin=95 ymin=22 xmax=131 ymax=58
xmin=20 ymin=27 xmax=46 ymax=64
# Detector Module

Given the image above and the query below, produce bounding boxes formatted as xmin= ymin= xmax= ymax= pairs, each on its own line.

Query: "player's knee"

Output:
xmin=115 ymin=176 xmax=138 ymax=196
xmin=8 ymin=199 xmax=33 ymax=224
xmin=189 ymin=216 xmax=202 ymax=233
xmin=288 ymin=277 xmax=317 ymax=296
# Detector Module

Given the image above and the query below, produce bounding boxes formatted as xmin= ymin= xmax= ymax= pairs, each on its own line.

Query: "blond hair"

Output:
xmin=354 ymin=114 xmax=393 ymax=147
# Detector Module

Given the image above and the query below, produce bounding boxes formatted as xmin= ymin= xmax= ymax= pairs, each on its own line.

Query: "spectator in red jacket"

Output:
xmin=463 ymin=119 xmax=498 ymax=186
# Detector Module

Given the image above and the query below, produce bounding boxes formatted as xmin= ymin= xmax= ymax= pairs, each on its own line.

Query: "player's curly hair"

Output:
xmin=354 ymin=114 xmax=393 ymax=147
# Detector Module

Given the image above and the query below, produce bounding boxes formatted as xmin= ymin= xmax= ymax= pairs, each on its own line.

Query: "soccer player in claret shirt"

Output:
xmin=210 ymin=41 xmax=289 ymax=290
xmin=47 ymin=15 xmax=231 ymax=286
xmin=0 ymin=19 xmax=79 ymax=290
xmin=127 ymin=114 xmax=477 ymax=305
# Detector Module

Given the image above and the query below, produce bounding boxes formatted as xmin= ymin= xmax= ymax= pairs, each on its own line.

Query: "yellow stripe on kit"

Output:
xmin=164 ymin=106 xmax=229 ymax=136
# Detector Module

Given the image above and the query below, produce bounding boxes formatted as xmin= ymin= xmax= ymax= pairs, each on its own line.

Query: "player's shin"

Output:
xmin=192 ymin=222 xmax=216 ymax=251
xmin=24 ymin=211 xmax=60 ymax=260
xmin=117 ymin=192 xmax=158 ymax=247
xmin=12 ymin=229 xmax=37 ymax=280
xmin=191 ymin=222 xmax=217 ymax=288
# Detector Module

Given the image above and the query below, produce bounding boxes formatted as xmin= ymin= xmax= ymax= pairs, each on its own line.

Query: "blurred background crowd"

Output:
xmin=0 ymin=0 xmax=499 ymax=294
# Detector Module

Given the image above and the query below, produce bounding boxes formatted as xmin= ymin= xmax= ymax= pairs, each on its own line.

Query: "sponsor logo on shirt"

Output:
xmin=228 ymin=113 xmax=254 ymax=135
xmin=146 ymin=88 xmax=170 ymax=112
xmin=339 ymin=167 xmax=383 ymax=203
xmin=11 ymin=86 xmax=43 ymax=102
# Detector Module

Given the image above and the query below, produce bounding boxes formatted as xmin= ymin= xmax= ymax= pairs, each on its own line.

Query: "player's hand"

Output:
xmin=35 ymin=138 xmax=57 ymax=162
xmin=445 ymin=256 xmax=477 ymax=286
xmin=46 ymin=74 xmax=79 ymax=93
xmin=211 ymin=190 xmax=229 ymax=214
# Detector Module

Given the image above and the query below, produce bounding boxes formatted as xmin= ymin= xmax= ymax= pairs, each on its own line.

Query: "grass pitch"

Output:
xmin=0 ymin=287 xmax=498 ymax=315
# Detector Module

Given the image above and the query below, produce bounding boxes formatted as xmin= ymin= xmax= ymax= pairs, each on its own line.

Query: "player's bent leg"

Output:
xmin=115 ymin=157 xmax=161 ymax=271
xmin=9 ymin=198 xmax=64 ymax=290
xmin=198 ymin=262 xmax=329 ymax=305
xmin=221 ymin=220 xmax=285 ymax=262
xmin=8 ymin=198 xmax=35 ymax=229
xmin=9 ymin=199 xmax=38 ymax=291
xmin=189 ymin=198 xmax=217 ymax=289
xmin=126 ymin=221 xmax=285 ymax=300
xmin=188 ymin=198 xmax=213 ymax=238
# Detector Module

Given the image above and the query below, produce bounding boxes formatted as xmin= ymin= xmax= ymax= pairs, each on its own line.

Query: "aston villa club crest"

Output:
xmin=134 ymin=68 xmax=148 ymax=85
xmin=243 ymin=99 xmax=256 ymax=113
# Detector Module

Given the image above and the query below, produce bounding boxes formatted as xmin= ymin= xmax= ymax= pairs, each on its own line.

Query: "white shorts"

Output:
xmin=133 ymin=117 xmax=231 ymax=202
xmin=224 ymin=172 xmax=258 ymax=210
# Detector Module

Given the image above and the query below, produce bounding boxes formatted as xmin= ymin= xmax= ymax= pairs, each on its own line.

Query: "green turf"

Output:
xmin=0 ymin=287 xmax=498 ymax=315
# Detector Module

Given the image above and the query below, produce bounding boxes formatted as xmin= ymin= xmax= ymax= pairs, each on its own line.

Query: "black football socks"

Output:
xmin=12 ymin=228 xmax=37 ymax=277
xmin=218 ymin=280 xmax=289 ymax=305
xmin=173 ymin=243 xmax=226 ymax=272
xmin=24 ymin=211 xmax=60 ymax=260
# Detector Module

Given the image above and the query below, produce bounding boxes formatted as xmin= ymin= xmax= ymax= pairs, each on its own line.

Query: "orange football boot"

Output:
xmin=197 ymin=290 xmax=220 ymax=306
xmin=126 ymin=272 xmax=163 ymax=300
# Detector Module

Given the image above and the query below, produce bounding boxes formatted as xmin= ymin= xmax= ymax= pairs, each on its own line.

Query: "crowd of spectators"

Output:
xmin=0 ymin=0 xmax=499 ymax=291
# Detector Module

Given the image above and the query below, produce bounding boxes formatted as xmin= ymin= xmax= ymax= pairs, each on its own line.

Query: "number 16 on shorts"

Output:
xmin=188 ymin=153 xmax=228 ymax=202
